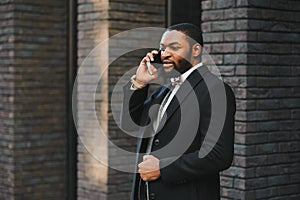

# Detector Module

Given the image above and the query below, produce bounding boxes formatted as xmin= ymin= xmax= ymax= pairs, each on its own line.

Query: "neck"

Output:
xmin=180 ymin=60 xmax=201 ymax=74
xmin=190 ymin=58 xmax=201 ymax=67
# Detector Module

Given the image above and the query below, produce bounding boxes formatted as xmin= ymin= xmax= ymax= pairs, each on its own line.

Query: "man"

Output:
xmin=121 ymin=23 xmax=236 ymax=200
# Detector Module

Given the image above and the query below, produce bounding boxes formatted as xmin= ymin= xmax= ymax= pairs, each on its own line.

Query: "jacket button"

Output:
xmin=150 ymin=192 xmax=155 ymax=200
xmin=154 ymin=139 xmax=159 ymax=146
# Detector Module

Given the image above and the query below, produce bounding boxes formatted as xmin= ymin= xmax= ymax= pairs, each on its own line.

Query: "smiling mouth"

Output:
xmin=163 ymin=61 xmax=174 ymax=68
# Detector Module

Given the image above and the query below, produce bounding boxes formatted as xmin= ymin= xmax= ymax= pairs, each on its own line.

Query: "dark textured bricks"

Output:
xmin=203 ymin=32 xmax=223 ymax=43
xmin=211 ymin=20 xmax=235 ymax=32
xmin=224 ymin=54 xmax=247 ymax=64
xmin=224 ymin=8 xmax=248 ymax=19
xmin=224 ymin=76 xmax=247 ymax=88
xmin=212 ymin=0 xmax=235 ymax=9
xmin=205 ymin=2 xmax=300 ymax=199
xmin=257 ymin=32 xmax=300 ymax=43
xmin=236 ymin=19 xmax=248 ymax=30
xmin=248 ymin=0 xmax=300 ymax=12
xmin=217 ymin=65 xmax=235 ymax=76
xmin=220 ymin=187 xmax=245 ymax=199
xmin=224 ymin=31 xmax=248 ymax=41
xmin=1 ymin=0 xmax=299 ymax=199
xmin=202 ymin=10 xmax=224 ymax=21
xmin=235 ymin=42 xmax=247 ymax=52
xmin=211 ymin=43 xmax=235 ymax=53
xmin=0 ymin=0 xmax=67 ymax=199
xmin=220 ymin=176 xmax=234 ymax=187
xmin=201 ymin=22 xmax=211 ymax=32
xmin=201 ymin=1 xmax=212 ymax=10
xmin=233 ymin=178 xmax=246 ymax=190
xmin=0 ymin=0 xmax=17 ymax=198
xmin=255 ymin=163 xmax=300 ymax=177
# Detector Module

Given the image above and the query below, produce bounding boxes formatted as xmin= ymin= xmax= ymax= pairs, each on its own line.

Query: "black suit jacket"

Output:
xmin=121 ymin=66 xmax=236 ymax=200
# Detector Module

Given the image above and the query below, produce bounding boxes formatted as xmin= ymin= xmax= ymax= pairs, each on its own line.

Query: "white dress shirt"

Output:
xmin=159 ymin=62 xmax=203 ymax=119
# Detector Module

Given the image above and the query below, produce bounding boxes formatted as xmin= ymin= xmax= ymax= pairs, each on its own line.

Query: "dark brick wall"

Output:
xmin=2 ymin=0 xmax=299 ymax=199
xmin=0 ymin=0 xmax=67 ymax=199
xmin=202 ymin=1 xmax=249 ymax=198
xmin=242 ymin=1 xmax=300 ymax=199
xmin=0 ymin=1 xmax=15 ymax=199
xmin=202 ymin=0 xmax=300 ymax=199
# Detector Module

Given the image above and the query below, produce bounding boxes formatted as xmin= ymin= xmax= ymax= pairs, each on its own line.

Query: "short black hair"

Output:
xmin=167 ymin=23 xmax=203 ymax=47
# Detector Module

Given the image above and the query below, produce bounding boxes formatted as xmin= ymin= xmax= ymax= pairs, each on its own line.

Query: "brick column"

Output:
xmin=0 ymin=0 xmax=67 ymax=199
xmin=202 ymin=0 xmax=300 ymax=199
xmin=77 ymin=0 xmax=109 ymax=199
xmin=0 ymin=1 xmax=15 ymax=199
xmin=77 ymin=0 xmax=165 ymax=199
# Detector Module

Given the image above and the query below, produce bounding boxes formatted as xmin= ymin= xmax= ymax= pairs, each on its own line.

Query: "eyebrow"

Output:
xmin=160 ymin=42 xmax=181 ymax=47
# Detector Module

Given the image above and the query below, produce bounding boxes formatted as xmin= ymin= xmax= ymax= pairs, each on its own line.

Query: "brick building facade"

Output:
xmin=0 ymin=0 xmax=67 ymax=199
xmin=0 ymin=0 xmax=299 ymax=199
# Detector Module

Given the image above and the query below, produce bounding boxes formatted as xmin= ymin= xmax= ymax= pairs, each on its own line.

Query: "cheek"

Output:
xmin=173 ymin=50 xmax=189 ymax=61
xmin=174 ymin=55 xmax=187 ymax=66
xmin=173 ymin=54 xmax=183 ymax=64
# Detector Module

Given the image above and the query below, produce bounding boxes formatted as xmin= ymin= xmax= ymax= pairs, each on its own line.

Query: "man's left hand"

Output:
xmin=138 ymin=155 xmax=161 ymax=181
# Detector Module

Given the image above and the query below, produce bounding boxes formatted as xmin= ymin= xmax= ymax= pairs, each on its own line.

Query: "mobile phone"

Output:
xmin=151 ymin=50 xmax=162 ymax=64
xmin=146 ymin=50 xmax=161 ymax=75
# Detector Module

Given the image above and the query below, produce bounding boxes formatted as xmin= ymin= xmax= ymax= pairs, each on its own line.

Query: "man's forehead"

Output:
xmin=160 ymin=30 xmax=188 ymax=45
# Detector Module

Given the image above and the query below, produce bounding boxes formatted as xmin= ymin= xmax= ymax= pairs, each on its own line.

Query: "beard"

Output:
xmin=161 ymin=56 xmax=193 ymax=80
xmin=175 ymin=48 xmax=193 ymax=74
xmin=160 ymin=66 xmax=180 ymax=79
xmin=175 ymin=57 xmax=193 ymax=74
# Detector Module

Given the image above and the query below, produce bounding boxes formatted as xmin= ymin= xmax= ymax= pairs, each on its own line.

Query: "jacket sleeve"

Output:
xmin=120 ymin=82 xmax=150 ymax=132
xmin=159 ymin=83 xmax=236 ymax=184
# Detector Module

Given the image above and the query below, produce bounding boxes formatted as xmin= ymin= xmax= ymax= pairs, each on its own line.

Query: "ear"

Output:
xmin=192 ymin=43 xmax=202 ymax=58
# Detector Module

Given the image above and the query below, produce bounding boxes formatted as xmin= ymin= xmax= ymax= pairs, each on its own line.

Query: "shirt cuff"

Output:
xmin=130 ymin=84 xmax=138 ymax=90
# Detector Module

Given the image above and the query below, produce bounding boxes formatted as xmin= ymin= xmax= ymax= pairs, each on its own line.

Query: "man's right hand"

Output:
xmin=135 ymin=50 xmax=160 ymax=84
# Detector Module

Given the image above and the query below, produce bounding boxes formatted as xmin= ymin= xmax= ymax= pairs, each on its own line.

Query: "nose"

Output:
xmin=161 ymin=49 xmax=171 ymax=60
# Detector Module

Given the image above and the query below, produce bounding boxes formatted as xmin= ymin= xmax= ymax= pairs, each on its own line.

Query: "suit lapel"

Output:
xmin=151 ymin=85 xmax=171 ymax=105
xmin=147 ymin=85 xmax=171 ymax=125
xmin=156 ymin=66 xmax=209 ymax=132
xmin=137 ymin=84 xmax=171 ymax=152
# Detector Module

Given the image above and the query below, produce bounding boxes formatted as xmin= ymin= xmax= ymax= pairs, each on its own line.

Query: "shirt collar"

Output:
xmin=181 ymin=62 xmax=203 ymax=83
